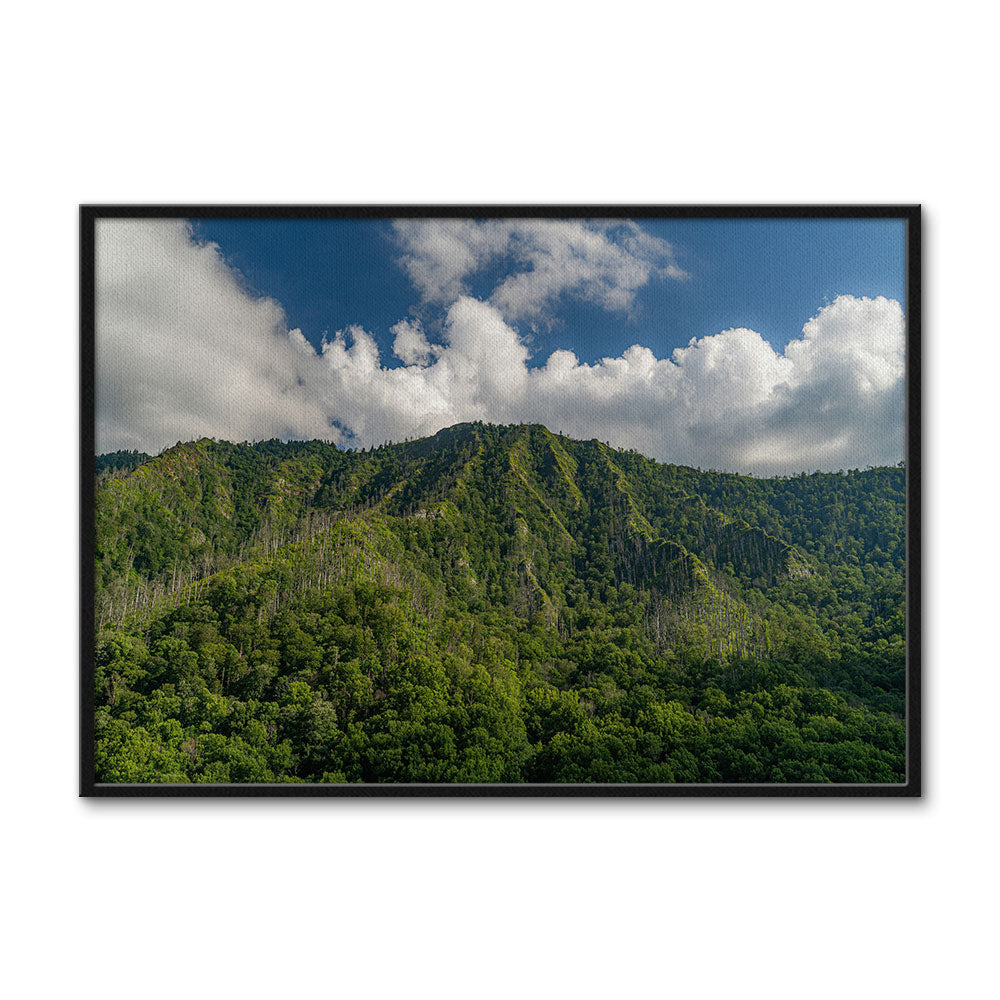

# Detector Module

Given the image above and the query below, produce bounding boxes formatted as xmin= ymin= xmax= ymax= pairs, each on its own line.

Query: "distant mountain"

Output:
xmin=93 ymin=423 xmax=906 ymax=784
xmin=95 ymin=449 xmax=151 ymax=477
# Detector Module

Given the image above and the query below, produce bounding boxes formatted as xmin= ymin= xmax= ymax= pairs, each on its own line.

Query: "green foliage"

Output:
xmin=93 ymin=424 xmax=907 ymax=784
xmin=95 ymin=450 xmax=151 ymax=478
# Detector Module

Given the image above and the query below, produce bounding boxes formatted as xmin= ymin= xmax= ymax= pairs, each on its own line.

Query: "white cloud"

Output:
xmin=393 ymin=218 xmax=686 ymax=323
xmin=97 ymin=220 xmax=905 ymax=476
xmin=96 ymin=219 xmax=334 ymax=454
xmin=390 ymin=318 xmax=440 ymax=366
xmin=393 ymin=219 xmax=509 ymax=308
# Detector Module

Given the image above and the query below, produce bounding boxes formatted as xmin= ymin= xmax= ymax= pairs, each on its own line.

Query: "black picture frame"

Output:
xmin=81 ymin=204 xmax=921 ymax=797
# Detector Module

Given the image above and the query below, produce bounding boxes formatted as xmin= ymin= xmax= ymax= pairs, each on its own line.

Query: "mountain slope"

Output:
xmin=92 ymin=423 xmax=907 ymax=784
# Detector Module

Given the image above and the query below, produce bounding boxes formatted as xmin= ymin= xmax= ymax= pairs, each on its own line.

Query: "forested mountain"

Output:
xmin=95 ymin=450 xmax=151 ymax=479
xmin=93 ymin=423 xmax=907 ymax=784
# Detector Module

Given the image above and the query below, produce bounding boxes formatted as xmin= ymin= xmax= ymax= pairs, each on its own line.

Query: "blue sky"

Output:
xmin=98 ymin=216 xmax=907 ymax=474
xmin=191 ymin=217 xmax=905 ymax=366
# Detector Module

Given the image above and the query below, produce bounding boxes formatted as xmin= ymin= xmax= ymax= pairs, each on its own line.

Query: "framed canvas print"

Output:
xmin=81 ymin=206 xmax=920 ymax=796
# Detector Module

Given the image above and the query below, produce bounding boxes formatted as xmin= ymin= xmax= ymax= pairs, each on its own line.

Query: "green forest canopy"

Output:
xmin=93 ymin=422 xmax=907 ymax=783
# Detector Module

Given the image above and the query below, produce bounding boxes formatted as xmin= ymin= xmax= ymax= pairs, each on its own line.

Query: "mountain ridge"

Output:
xmin=92 ymin=422 xmax=906 ymax=783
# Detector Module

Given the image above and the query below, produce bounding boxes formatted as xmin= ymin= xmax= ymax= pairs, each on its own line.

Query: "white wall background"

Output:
xmin=2 ymin=3 xmax=995 ymax=997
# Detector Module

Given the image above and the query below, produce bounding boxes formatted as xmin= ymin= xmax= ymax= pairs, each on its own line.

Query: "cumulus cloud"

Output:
xmin=97 ymin=220 xmax=905 ymax=476
xmin=390 ymin=318 xmax=441 ymax=367
xmin=393 ymin=218 xmax=687 ymax=323
xmin=96 ymin=219 xmax=334 ymax=454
